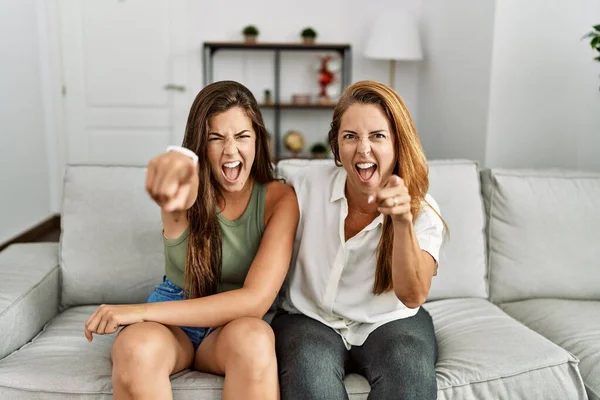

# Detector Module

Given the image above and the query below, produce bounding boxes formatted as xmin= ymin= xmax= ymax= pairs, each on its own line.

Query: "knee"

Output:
xmin=279 ymin=333 xmax=343 ymax=384
xmin=376 ymin=344 xmax=437 ymax=395
xmin=111 ymin=323 xmax=169 ymax=383
xmin=220 ymin=317 xmax=275 ymax=373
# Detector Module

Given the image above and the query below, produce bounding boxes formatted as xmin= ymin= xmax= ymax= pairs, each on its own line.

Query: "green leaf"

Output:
xmin=595 ymin=55 xmax=600 ymax=62
xmin=594 ymin=24 xmax=600 ymax=31
xmin=582 ymin=32 xmax=596 ymax=40
xmin=592 ymin=37 xmax=600 ymax=49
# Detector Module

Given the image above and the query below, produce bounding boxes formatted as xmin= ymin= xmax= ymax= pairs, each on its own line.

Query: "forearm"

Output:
xmin=391 ymin=222 xmax=429 ymax=307
xmin=142 ymin=287 xmax=271 ymax=327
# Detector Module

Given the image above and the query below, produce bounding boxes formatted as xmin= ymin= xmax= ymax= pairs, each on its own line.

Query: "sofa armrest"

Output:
xmin=0 ymin=243 xmax=60 ymax=359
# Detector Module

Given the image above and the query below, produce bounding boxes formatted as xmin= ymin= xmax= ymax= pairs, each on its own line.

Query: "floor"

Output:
xmin=37 ymin=229 xmax=61 ymax=242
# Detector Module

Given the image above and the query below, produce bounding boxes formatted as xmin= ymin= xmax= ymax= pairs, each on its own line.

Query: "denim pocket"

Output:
xmin=154 ymin=279 xmax=184 ymax=298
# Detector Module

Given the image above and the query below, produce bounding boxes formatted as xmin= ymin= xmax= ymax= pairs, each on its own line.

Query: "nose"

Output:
xmin=357 ymin=138 xmax=371 ymax=156
xmin=223 ymin=137 xmax=238 ymax=156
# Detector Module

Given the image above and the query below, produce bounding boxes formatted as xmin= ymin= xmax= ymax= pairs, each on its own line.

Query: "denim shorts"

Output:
xmin=146 ymin=277 xmax=214 ymax=350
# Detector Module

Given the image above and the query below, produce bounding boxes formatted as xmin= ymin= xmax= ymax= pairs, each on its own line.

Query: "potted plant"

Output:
xmin=301 ymin=27 xmax=317 ymax=44
xmin=310 ymin=142 xmax=328 ymax=159
xmin=263 ymin=89 xmax=272 ymax=105
xmin=242 ymin=25 xmax=259 ymax=43
xmin=583 ymin=24 xmax=600 ymax=62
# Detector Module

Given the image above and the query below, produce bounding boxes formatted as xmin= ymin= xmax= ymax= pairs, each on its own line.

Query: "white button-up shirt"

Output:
xmin=281 ymin=164 xmax=444 ymax=349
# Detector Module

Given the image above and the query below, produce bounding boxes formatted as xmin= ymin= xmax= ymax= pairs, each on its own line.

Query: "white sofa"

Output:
xmin=0 ymin=159 xmax=598 ymax=399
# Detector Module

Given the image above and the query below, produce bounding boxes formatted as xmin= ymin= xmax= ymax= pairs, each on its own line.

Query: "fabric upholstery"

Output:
xmin=0 ymin=243 xmax=59 ymax=359
xmin=501 ymin=299 xmax=600 ymax=400
xmin=425 ymin=298 xmax=587 ymax=400
xmin=481 ymin=168 xmax=600 ymax=303
xmin=60 ymin=165 xmax=164 ymax=308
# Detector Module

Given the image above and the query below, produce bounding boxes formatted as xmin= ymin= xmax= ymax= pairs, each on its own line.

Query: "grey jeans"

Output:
xmin=272 ymin=307 xmax=438 ymax=400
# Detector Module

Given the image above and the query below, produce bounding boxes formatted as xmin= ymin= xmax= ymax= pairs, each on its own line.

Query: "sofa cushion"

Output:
xmin=424 ymin=298 xmax=587 ymax=399
xmin=60 ymin=165 xmax=164 ymax=308
xmin=501 ymin=299 xmax=600 ymax=400
xmin=0 ymin=306 xmax=370 ymax=399
xmin=481 ymin=169 xmax=600 ymax=303
xmin=0 ymin=243 xmax=59 ymax=359
xmin=276 ymin=159 xmax=488 ymax=300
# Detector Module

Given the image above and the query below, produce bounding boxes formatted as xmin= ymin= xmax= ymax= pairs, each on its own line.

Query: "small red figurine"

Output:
xmin=318 ymin=56 xmax=335 ymax=101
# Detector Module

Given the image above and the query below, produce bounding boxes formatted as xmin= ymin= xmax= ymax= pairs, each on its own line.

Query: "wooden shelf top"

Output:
xmin=260 ymin=102 xmax=336 ymax=109
xmin=204 ymin=41 xmax=351 ymax=52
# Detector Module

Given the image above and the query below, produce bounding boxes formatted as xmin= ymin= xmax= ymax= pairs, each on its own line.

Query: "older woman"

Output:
xmin=273 ymin=80 xmax=446 ymax=400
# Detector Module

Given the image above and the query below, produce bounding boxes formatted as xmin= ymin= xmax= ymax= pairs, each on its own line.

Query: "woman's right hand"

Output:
xmin=146 ymin=151 xmax=199 ymax=212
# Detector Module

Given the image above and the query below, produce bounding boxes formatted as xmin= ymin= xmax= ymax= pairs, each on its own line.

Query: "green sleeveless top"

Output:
xmin=163 ymin=182 xmax=267 ymax=293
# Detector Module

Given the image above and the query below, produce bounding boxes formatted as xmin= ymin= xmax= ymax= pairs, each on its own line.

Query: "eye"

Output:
xmin=237 ymin=134 xmax=251 ymax=139
xmin=208 ymin=137 xmax=221 ymax=141
xmin=373 ymin=133 xmax=386 ymax=139
xmin=342 ymin=133 xmax=356 ymax=140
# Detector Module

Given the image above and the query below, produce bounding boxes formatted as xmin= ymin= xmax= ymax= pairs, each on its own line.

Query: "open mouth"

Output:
xmin=222 ymin=160 xmax=242 ymax=182
xmin=355 ymin=162 xmax=377 ymax=182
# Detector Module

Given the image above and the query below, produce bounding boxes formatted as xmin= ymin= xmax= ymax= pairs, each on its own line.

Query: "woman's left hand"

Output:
xmin=369 ymin=175 xmax=413 ymax=224
xmin=84 ymin=304 xmax=147 ymax=342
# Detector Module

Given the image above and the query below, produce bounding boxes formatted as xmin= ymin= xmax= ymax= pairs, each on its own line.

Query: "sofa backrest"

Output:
xmin=276 ymin=159 xmax=488 ymax=301
xmin=481 ymin=168 xmax=600 ymax=304
xmin=60 ymin=165 xmax=164 ymax=308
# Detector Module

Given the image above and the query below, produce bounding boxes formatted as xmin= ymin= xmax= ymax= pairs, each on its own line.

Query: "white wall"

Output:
xmin=416 ymin=0 xmax=497 ymax=163
xmin=0 ymin=0 xmax=53 ymax=244
xmin=486 ymin=0 xmax=600 ymax=170
xmin=186 ymin=0 xmax=422 ymax=157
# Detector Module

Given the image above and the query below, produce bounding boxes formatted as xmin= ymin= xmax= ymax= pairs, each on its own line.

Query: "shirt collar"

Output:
xmin=330 ymin=167 xmax=347 ymax=203
xmin=330 ymin=167 xmax=384 ymax=228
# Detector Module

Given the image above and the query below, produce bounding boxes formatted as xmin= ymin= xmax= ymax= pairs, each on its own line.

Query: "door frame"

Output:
xmin=37 ymin=0 xmax=66 ymax=214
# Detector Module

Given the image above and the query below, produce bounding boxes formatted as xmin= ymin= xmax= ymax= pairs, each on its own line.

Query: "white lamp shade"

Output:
xmin=364 ymin=11 xmax=423 ymax=61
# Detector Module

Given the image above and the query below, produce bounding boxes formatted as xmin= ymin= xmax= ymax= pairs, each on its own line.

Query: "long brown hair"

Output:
xmin=328 ymin=80 xmax=447 ymax=294
xmin=181 ymin=81 xmax=274 ymax=298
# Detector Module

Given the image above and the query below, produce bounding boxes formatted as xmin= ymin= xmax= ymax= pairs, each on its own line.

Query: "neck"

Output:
xmin=345 ymin=181 xmax=378 ymax=216
xmin=219 ymin=178 xmax=254 ymax=207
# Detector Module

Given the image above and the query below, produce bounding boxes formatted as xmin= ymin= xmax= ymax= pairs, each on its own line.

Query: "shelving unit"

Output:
xmin=202 ymin=41 xmax=352 ymax=159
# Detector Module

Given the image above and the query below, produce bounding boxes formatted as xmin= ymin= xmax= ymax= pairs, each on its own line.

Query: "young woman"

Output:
xmin=273 ymin=80 xmax=446 ymax=400
xmin=84 ymin=81 xmax=299 ymax=400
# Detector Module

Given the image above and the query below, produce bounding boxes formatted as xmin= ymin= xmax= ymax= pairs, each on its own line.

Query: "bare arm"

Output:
xmin=373 ymin=175 xmax=438 ymax=308
xmin=391 ymin=221 xmax=436 ymax=308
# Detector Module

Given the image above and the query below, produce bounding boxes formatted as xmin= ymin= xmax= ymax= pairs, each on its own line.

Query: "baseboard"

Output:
xmin=0 ymin=214 xmax=61 ymax=252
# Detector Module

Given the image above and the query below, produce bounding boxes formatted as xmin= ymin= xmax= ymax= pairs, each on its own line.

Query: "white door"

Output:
xmin=59 ymin=0 xmax=189 ymax=165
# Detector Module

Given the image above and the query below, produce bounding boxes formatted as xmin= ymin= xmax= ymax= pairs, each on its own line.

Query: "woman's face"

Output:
xmin=207 ymin=107 xmax=256 ymax=192
xmin=337 ymin=103 xmax=396 ymax=197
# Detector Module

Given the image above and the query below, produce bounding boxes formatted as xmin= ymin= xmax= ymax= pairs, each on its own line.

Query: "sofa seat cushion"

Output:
xmin=0 ymin=306 xmax=370 ymax=399
xmin=501 ymin=299 xmax=600 ymax=400
xmin=424 ymin=298 xmax=587 ymax=399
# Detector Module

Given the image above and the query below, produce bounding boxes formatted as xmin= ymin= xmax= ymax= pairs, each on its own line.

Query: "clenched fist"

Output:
xmin=368 ymin=175 xmax=412 ymax=224
xmin=145 ymin=151 xmax=199 ymax=212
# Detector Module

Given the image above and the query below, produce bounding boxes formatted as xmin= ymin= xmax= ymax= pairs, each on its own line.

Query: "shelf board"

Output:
xmin=274 ymin=156 xmax=333 ymax=162
xmin=260 ymin=103 xmax=336 ymax=109
xmin=204 ymin=41 xmax=351 ymax=52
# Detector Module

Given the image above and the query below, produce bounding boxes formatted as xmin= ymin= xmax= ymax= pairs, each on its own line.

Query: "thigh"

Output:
xmin=272 ymin=313 xmax=350 ymax=400
xmin=112 ymin=321 xmax=195 ymax=375
xmin=350 ymin=308 xmax=438 ymax=399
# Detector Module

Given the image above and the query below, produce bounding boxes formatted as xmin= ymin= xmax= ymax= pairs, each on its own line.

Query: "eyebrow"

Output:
xmin=208 ymin=130 xmax=251 ymax=137
xmin=342 ymin=129 xmax=388 ymax=135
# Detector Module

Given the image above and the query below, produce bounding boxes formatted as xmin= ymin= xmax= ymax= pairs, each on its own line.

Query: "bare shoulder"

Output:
xmin=264 ymin=180 xmax=298 ymax=223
